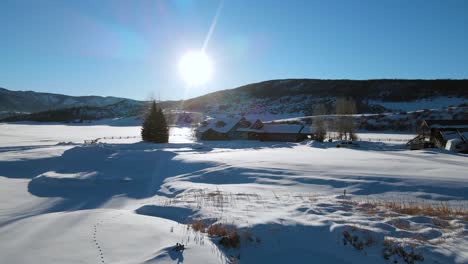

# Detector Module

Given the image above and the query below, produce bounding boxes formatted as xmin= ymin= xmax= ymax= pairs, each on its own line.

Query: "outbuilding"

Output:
xmin=408 ymin=119 xmax=468 ymax=152
xmin=195 ymin=117 xmax=244 ymax=140
xmin=259 ymin=124 xmax=304 ymax=142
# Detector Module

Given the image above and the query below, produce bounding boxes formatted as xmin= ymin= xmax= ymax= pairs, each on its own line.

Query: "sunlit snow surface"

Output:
xmin=0 ymin=122 xmax=467 ymax=263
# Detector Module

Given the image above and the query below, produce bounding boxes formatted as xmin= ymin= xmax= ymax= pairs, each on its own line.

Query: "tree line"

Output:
xmin=313 ymin=97 xmax=358 ymax=142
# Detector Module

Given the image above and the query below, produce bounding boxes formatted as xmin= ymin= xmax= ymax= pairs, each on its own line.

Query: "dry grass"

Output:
xmin=207 ymin=224 xmax=241 ymax=248
xmin=357 ymin=202 xmax=380 ymax=216
xmin=371 ymin=200 xmax=467 ymax=219
xmin=342 ymin=226 xmax=376 ymax=251
xmin=190 ymin=220 xmax=206 ymax=232
xmin=219 ymin=231 xmax=240 ymax=248
xmin=431 ymin=218 xmax=451 ymax=229
xmin=382 ymin=237 xmax=424 ymax=264
xmin=207 ymin=223 xmax=230 ymax=237
xmin=390 ymin=219 xmax=411 ymax=230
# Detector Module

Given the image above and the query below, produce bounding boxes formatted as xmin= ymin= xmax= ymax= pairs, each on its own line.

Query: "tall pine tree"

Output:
xmin=141 ymin=100 xmax=169 ymax=143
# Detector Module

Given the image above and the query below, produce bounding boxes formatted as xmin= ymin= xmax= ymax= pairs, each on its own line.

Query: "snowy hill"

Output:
xmin=0 ymin=87 xmax=143 ymax=113
xmin=0 ymin=100 xmax=145 ymax=123
xmin=2 ymin=79 xmax=467 ymax=124
xmin=179 ymin=79 xmax=468 ymax=117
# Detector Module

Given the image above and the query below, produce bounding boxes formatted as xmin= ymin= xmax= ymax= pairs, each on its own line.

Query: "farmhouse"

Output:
xmin=259 ymin=123 xmax=305 ymax=142
xmin=408 ymin=120 xmax=468 ymax=152
xmin=196 ymin=117 xmax=317 ymax=142
xmin=195 ymin=117 xmax=244 ymax=140
xmin=233 ymin=118 xmax=264 ymax=140
xmin=299 ymin=124 xmax=315 ymax=140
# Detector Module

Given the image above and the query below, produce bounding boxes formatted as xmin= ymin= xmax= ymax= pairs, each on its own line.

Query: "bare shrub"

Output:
xmin=382 ymin=239 xmax=424 ymax=264
xmin=207 ymin=224 xmax=241 ymax=249
xmin=342 ymin=227 xmax=375 ymax=251
xmin=190 ymin=220 xmax=206 ymax=232
xmin=207 ymin=224 xmax=230 ymax=237
xmin=219 ymin=231 xmax=240 ymax=248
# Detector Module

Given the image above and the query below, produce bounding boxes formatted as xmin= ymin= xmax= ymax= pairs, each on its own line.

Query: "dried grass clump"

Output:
xmin=343 ymin=230 xmax=364 ymax=250
xmin=431 ymin=218 xmax=451 ymax=229
xmin=358 ymin=202 xmax=380 ymax=216
xmin=342 ymin=227 xmax=376 ymax=251
xmin=207 ymin=223 xmax=230 ymax=237
xmin=190 ymin=220 xmax=206 ymax=232
xmin=390 ymin=219 xmax=411 ymax=230
xmin=219 ymin=231 xmax=240 ymax=248
xmin=373 ymin=201 xmax=467 ymax=219
xmin=382 ymin=238 xmax=424 ymax=264
xmin=207 ymin=224 xmax=241 ymax=248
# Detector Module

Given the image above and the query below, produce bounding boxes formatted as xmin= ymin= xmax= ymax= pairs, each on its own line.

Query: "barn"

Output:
xmin=195 ymin=117 xmax=244 ymax=140
xmin=196 ymin=117 xmax=314 ymax=142
xmin=299 ymin=125 xmax=316 ymax=140
xmin=408 ymin=119 xmax=468 ymax=152
xmin=233 ymin=119 xmax=264 ymax=140
xmin=259 ymin=124 xmax=304 ymax=142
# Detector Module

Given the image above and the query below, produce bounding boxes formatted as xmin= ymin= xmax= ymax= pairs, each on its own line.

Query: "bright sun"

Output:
xmin=179 ymin=51 xmax=213 ymax=86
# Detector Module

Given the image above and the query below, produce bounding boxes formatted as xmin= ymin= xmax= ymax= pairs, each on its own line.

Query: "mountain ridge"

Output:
xmin=1 ymin=79 xmax=467 ymax=121
xmin=0 ymin=87 xmax=143 ymax=113
xmin=180 ymin=79 xmax=468 ymax=115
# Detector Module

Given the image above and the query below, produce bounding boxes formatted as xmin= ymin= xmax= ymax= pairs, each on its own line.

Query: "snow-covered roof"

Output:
xmin=262 ymin=124 xmax=303 ymax=134
xmin=300 ymin=125 xmax=315 ymax=134
xmin=236 ymin=128 xmax=263 ymax=133
xmin=424 ymin=120 xmax=468 ymax=129
xmin=235 ymin=118 xmax=263 ymax=132
xmin=461 ymin=132 xmax=468 ymax=142
xmin=196 ymin=117 xmax=242 ymax=133
xmin=441 ymin=131 xmax=460 ymax=141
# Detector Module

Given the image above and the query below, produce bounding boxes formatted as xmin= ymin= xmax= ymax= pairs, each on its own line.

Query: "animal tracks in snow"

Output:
xmin=92 ymin=211 xmax=125 ymax=264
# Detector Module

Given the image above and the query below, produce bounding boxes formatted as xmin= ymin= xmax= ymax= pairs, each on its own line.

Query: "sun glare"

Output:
xmin=179 ymin=51 xmax=213 ymax=86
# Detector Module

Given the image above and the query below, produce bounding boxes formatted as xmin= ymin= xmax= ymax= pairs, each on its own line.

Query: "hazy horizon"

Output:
xmin=3 ymin=77 xmax=468 ymax=101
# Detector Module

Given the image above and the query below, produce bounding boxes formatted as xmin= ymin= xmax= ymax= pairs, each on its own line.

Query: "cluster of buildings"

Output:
xmin=195 ymin=117 xmax=468 ymax=153
xmin=407 ymin=119 xmax=468 ymax=153
xmin=195 ymin=116 xmax=315 ymax=142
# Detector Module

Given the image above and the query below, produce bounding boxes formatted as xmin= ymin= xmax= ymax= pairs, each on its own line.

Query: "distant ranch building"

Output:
xmin=299 ymin=125 xmax=315 ymax=140
xmin=259 ymin=124 xmax=305 ymax=142
xmin=196 ymin=117 xmax=317 ymax=142
xmin=423 ymin=120 xmax=468 ymax=152
xmin=233 ymin=119 xmax=264 ymax=140
xmin=195 ymin=117 xmax=244 ymax=140
xmin=408 ymin=119 xmax=468 ymax=152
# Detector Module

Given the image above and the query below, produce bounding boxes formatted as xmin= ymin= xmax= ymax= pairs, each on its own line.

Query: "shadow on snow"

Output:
xmin=0 ymin=141 xmax=466 ymax=228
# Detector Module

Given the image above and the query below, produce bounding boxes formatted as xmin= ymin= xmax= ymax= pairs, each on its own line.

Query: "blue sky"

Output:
xmin=1 ymin=0 xmax=467 ymax=100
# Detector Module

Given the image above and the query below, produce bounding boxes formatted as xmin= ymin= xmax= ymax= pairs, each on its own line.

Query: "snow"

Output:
xmin=446 ymin=139 xmax=463 ymax=151
xmin=0 ymin=122 xmax=467 ymax=263
xmin=356 ymin=132 xmax=416 ymax=143
xmin=0 ymin=120 xmax=194 ymax=146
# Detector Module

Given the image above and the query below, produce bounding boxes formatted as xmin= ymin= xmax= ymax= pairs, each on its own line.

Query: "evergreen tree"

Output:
xmin=141 ymin=101 xmax=169 ymax=143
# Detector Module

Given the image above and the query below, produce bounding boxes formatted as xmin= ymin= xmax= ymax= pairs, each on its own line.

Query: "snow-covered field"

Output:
xmin=0 ymin=123 xmax=467 ymax=264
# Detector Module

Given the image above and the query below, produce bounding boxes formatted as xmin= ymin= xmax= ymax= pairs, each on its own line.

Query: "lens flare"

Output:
xmin=179 ymin=51 xmax=213 ymax=86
